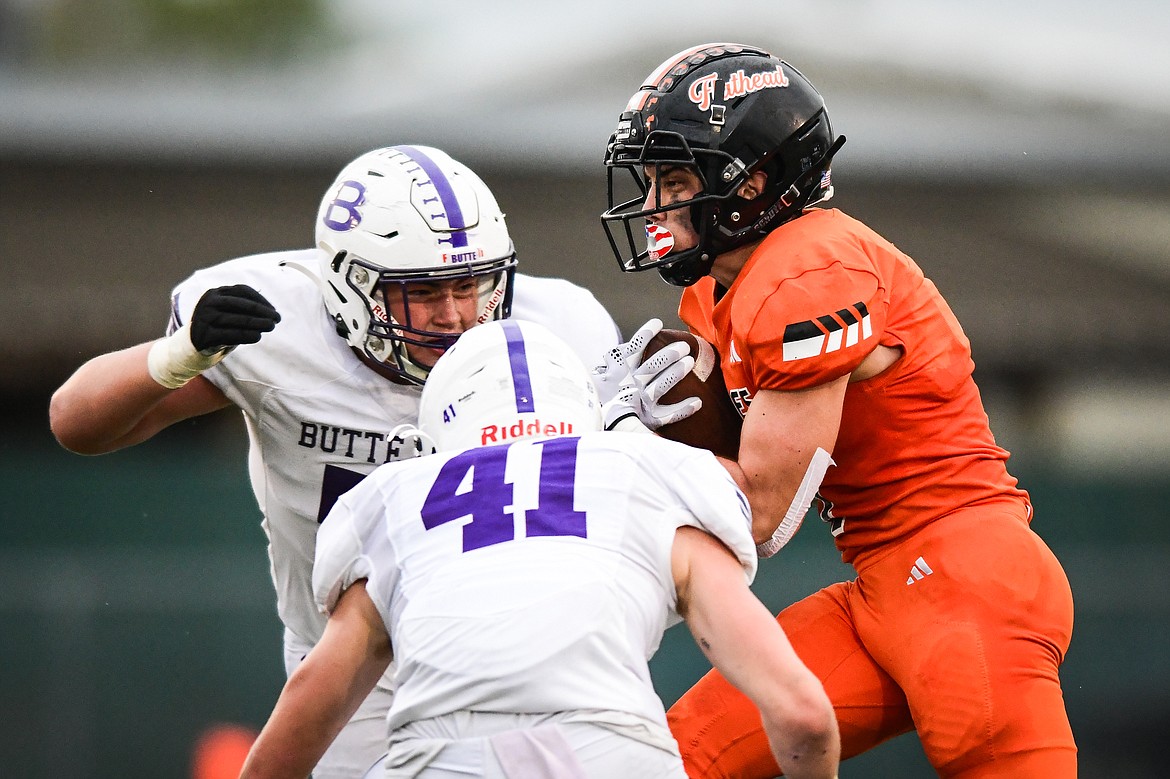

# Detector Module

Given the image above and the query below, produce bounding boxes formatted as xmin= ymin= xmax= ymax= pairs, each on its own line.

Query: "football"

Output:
xmin=639 ymin=329 xmax=742 ymax=460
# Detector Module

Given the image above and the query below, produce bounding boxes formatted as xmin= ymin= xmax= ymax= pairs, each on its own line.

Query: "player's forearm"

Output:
xmin=716 ymin=439 xmax=809 ymax=531
xmin=682 ymin=549 xmax=841 ymax=779
xmin=50 ymin=343 xmax=168 ymax=453
xmin=240 ymin=653 xmax=369 ymax=779
xmin=735 ymin=382 xmax=845 ymax=548
xmin=49 ymin=340 xmax=228 ymax=454
xmin=239 ymin=684 xmax=345 ymax=779
xmin=243 ymin=589 xmax=390 ymax=779
xmin=766 ymin=724 xmax=840 ymax=779
xmin=237 ymin=729 xmax=319 ymax=779
xmin=717 ymin=455 xmax=804 ymax=541
xmin=741 ymin=465 xmax=807 ymax=544
xmin=733 ymin=435 xmax=829 ymax=549
xmin=736 ymin=630 xmax=840 ymax=777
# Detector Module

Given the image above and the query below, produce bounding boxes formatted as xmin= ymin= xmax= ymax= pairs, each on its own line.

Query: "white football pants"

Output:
xmin=367 ymin=711 xmax=688 ymax=779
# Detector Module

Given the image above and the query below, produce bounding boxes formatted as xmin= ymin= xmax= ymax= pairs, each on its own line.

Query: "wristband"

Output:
xmin=146 ymin=324 xmax=227 ymax=389
xmin=604 ymin=412 xmax=653 ymax=434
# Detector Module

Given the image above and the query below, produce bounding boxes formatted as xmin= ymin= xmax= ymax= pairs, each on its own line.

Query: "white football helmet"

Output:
xmin=418 ymin=320 xmax=603 ymax=452
xmin=316 ymin=145 xmax=518 ymax=384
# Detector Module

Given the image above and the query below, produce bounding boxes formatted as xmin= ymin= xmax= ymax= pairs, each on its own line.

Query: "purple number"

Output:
xmin=420 ymin=439 xmax=587 ymax=552
xmin=526 ymin=438 xmax=587 ymax=539
xmin=422 ymin=446 xmax=513 ymax=552
xmin=317 ymin=463 xmax=368 ymax=524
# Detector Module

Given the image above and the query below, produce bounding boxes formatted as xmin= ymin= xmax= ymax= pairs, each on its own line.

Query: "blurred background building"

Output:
xmin=2 ymin=1 xmax=1168 ymax=776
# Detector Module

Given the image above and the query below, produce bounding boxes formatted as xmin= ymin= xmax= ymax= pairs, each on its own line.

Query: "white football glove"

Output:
xmin=601 ymin=341 xmax=702 ymax=433
xmin=591 ymin=318 xmax=666 ymax=405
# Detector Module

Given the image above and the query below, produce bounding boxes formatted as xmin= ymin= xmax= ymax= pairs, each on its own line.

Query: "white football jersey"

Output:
xmin=168 ymin=249 xmax=620 ymax=646
xmin=313 ymin=432 xmax=756 ymax=748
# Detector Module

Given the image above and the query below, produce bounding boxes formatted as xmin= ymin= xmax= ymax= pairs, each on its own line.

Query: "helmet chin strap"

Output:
xmin=351 ymin=346 xmax=426 ymax=387
xmin=655 ymin=199 xmax=723 ymax=287
xmin=280 ymin=255 xmax=340 ymax=300
xmin=657 ymin=249 xmax=715 ymax=287
xmin=657 ymin=135 xmax=848 ymax=288
xmin=362 ymin=314 xmax=441 ymax=387
xmin=279 ymin=256 xmax=351 ymax=335
xmin=712 ymin=132 xmax=849 ymax=255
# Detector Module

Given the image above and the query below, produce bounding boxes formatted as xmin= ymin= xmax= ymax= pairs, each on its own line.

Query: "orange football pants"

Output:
xmin=668 ymin=502 xmax=1076 ymax=778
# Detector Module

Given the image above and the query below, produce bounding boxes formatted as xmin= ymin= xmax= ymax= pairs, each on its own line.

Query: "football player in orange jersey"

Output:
xmin=597 ymin=43 xmax=1076 ymax=778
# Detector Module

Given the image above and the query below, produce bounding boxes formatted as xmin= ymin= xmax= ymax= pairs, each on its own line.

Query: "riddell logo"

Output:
xmin=476 ymin=283 xmax=507 ymax=324
xmin=481 ymin=419 xmax=573 ymax=445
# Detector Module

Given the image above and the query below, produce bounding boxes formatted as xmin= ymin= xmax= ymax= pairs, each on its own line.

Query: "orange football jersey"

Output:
xmin=679 ymin=208 xmax=1029 ymax=563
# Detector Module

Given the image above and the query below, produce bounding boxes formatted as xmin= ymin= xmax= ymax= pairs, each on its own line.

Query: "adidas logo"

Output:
xmin=906 ymin=556 xmax=934 ymax=585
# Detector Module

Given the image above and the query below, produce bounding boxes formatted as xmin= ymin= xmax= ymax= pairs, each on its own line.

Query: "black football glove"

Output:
xmin=189 ymin=285 xmax=281 ymax=354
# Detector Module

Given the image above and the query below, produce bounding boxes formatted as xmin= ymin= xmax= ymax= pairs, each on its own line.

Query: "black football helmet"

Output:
xmin=601 ymin=43 xmax=845 ymax=286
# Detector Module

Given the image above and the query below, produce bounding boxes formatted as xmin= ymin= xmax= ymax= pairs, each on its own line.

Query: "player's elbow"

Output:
xmin=49 ymin=388 xmax=108 ymax=455
xmin=761 ymin=676 xmax=839 ymax=774
xmin=49 ymin=388 xmax=84 ymax=452
xmin=772 ymin=697 xmax=835 ymax=747
xmin=751 ymin=513 xmax=784 ymax=546
xmin=742 ymin=484 xmax=794 ymax=545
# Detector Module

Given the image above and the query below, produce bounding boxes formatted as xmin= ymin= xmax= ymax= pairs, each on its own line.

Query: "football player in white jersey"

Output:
xmin=49 ymin=146 xmax=621 ymax=778
xmin=239 ymin=319 xmax=839 ymax=779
